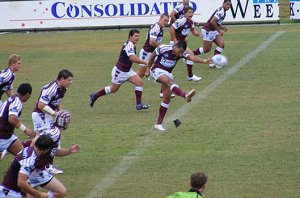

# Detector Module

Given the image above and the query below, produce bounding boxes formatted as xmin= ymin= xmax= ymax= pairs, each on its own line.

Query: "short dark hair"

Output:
xmin=190 ymin=172 xmax=207 ymax=189
xmin=223 ymin=0 xmax=231 ymax=3
xmin=184 ymin=6 xmax=194 ymax=14
xmin=160 ymin=13 xmax=169 ymax=19
xmin=128 ymin=29 xmax=140 ymax=39
xmin=17 ymin=83 xmax=32 ymax=96
xmin=175 ymin=40 xmax=187 ymax=51
xmin=57 ymin=69 xmax=73 ymax=80
xmin=35 ymin=134 xmax=54 ymax=150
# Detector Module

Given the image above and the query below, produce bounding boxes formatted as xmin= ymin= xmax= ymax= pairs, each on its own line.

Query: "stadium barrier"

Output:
xmin=290 ymin=0 xmax=300 ymax=20
xmin=0 ymin=0 xmax=280 ymax=32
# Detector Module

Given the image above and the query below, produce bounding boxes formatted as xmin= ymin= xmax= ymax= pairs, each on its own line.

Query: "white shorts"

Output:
xmin=0 ymin=134 xmax=18 ymax=153
xmin=151 ymin=68 xmax=174 ymax=82
xmin=201 ymin=29 xmax=219 ymax=41
xmin=111 ymin=66 xmax=137 ymax=85
xmin=0 ymin=185 xmax=22 ymax=198
xmin=139 ymin=49 xmax=152 ymax=67
xmin=32 ymin=112 xmax=54 ymax=132
xmin=28 ymin=170 xmax=53 ymax=187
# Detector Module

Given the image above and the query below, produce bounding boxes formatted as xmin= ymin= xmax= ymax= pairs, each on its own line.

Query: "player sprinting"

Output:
xmin=27 ymin=110 xmax=80 ymax=198
xmin=0 ymin=83 xmax=36 ymax=160
xmin=0 ymin=54 xmax=22 ymax=107
xmin=145 ymin=41 xmax=211 ymax=131
xmin=170 ymin=0 xmax=200 ymax=27
xmin=137 ymin=14 xmax=169 ymax=78
xmin=170 ymin=6 xmax=202 ymax=81
xmin=0 ymin=135 xmax=53 ymax=198
xmin=193 ymin=0 xmax=232 ymax=68
xmin=32 ymin=69 xmax=73 ymax=174
xmin=89 ymin=29 xmax=150 ymax=110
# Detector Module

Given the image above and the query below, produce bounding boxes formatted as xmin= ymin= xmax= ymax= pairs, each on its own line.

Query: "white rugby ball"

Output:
xmin=212 ymin=54 xmax=228 ymax=68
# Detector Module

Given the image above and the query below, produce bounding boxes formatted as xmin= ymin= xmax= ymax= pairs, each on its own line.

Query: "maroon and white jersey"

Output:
xmin=35 ymin=126 xmax=61 ymax=170
xmin=0 ymin=67 xmax=15 ymax=99
xmin=142 ymin=22 xmax=164 ymax=53
xmin=33 ymin=80 xmax=66 ymax=114
xmin=1 ymin=146 xmax=39 ymax=193
xmin=151 ymin=44 xmax=189 ymax=73
xmin=172 ymin=17 xmax=195 ymax=41
xmin=115 ymin=41 xmax=136 ymax=72
xmin=0 ymin=95 xmax=23 ymax=139
xmin=203 ymin=7 xmax=227 ymax=31
xmin=173 ymin=3 xmax=187 ymax=20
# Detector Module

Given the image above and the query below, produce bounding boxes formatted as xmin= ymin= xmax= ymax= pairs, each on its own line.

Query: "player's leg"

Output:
xmin=43 ymin=177 xmax=67 ymax=198
xmin=1 ymin=135 xmax=18 ymax=160
xmin=155 ymin=84 xmax=171 ymax=131
xmin=213 ymin=34 xmax=225 ymax=55
xmin=128 ymin=74 xmax=150 ymax=110
xmin=89 ymin=66 xmax=124 ymax=107
xmin=157 ymin=75 xmax=185 ymax=99
xmin=137 ymin=66 xmax=147 ymax=78
xmin=193 ymin=29 xmax=214 ymax=55
xmin=137 ymin=49 xmax=149 ymax=78
xmin=7 ymin=138 xmax=23 ymax=156
xmin=185 ymin=48 xmax=201 ymax=81
xmin=158 ymin=74 xmax=195 ymax=102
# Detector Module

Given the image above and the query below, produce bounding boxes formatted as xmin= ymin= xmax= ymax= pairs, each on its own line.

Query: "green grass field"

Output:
xmin=0 ymin=22 xmax=300 ymax=198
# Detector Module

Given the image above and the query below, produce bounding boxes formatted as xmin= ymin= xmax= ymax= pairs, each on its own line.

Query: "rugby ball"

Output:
xmin=211 ymin=54 xmax=228 ymax=68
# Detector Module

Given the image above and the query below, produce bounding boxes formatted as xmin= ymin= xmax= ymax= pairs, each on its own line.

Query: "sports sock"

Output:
xmin=156 ymin=102 xmax=169 ymax=124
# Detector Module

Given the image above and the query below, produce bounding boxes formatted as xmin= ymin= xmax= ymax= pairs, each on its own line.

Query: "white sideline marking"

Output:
xmin=86 ymin=31 xmax=285 ymax=198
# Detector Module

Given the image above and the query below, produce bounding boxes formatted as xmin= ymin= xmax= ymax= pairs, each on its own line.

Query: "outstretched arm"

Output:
xmin=55 ymin=144 xmax=80 ymax=157
xmin=9 ymin=115 xmax=36 ymax=138
xmin=186 ymin=54 xmax=212 ymax=64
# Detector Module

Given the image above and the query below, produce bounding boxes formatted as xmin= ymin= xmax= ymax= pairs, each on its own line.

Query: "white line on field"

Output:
xmin=86 ymin=31 xmax=285 ymax=198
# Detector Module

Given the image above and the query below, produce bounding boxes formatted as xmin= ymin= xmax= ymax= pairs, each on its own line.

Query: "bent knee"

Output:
xmin=58 ymin=187 xmax=67 ymax=197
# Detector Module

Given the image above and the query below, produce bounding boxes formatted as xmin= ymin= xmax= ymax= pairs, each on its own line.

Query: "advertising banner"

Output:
xmin=0 ymin=0 xmax=280 ymax=31
xmin=290 ymin=0 xmax=300 ymax=19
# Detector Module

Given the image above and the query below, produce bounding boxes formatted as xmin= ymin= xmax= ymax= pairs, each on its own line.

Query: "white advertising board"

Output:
xmin=0 ymin=0 xmax=279 ymax=31
xmin=290 ymin=0 xmax=300 ymax=19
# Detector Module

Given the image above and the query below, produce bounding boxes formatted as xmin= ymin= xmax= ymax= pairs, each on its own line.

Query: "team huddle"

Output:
xmin=0 ymin=0 xmax=231 ymax=197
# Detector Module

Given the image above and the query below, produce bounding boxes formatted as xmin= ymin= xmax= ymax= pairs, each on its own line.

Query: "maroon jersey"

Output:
xmin=151 ymin=44 xmax=189 ymax=73
xmin=1 ymin=147 xmax=38 ymax=192
xmin=172 ymin=17 xmax=195 ymax=41
xmin=173 ymin=3 xmax=188 ymax=21
xmin=142 ymin=22 xmax=164 ymax=53
xmin=0 ymin=95 xmax=23 ymax=139
xmin=33 ymin=80 xmax=66 ymax=113
xmin=115 ymin=41 xmax=136 ymax=72
xmin=203 ymin=7 xmax=227 ymax=31
xmin=0 ymin=67 xmax=15 ymax=99
xmin=35 ymin=126 xmax=61 ymax=170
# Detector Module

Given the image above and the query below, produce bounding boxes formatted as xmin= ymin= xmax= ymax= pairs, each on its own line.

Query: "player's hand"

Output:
xmin=205 ymin=57 xmax=213 ymax=64
xmin=24 ymin=129 xmax=37 ymax=138
xmin=194 ymin=21 xmax=200 ymax=27
xmin=69 ymin=144 xmax=80 ymax=154
xmin=39 ymin=192 xmax=48 ymax=198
